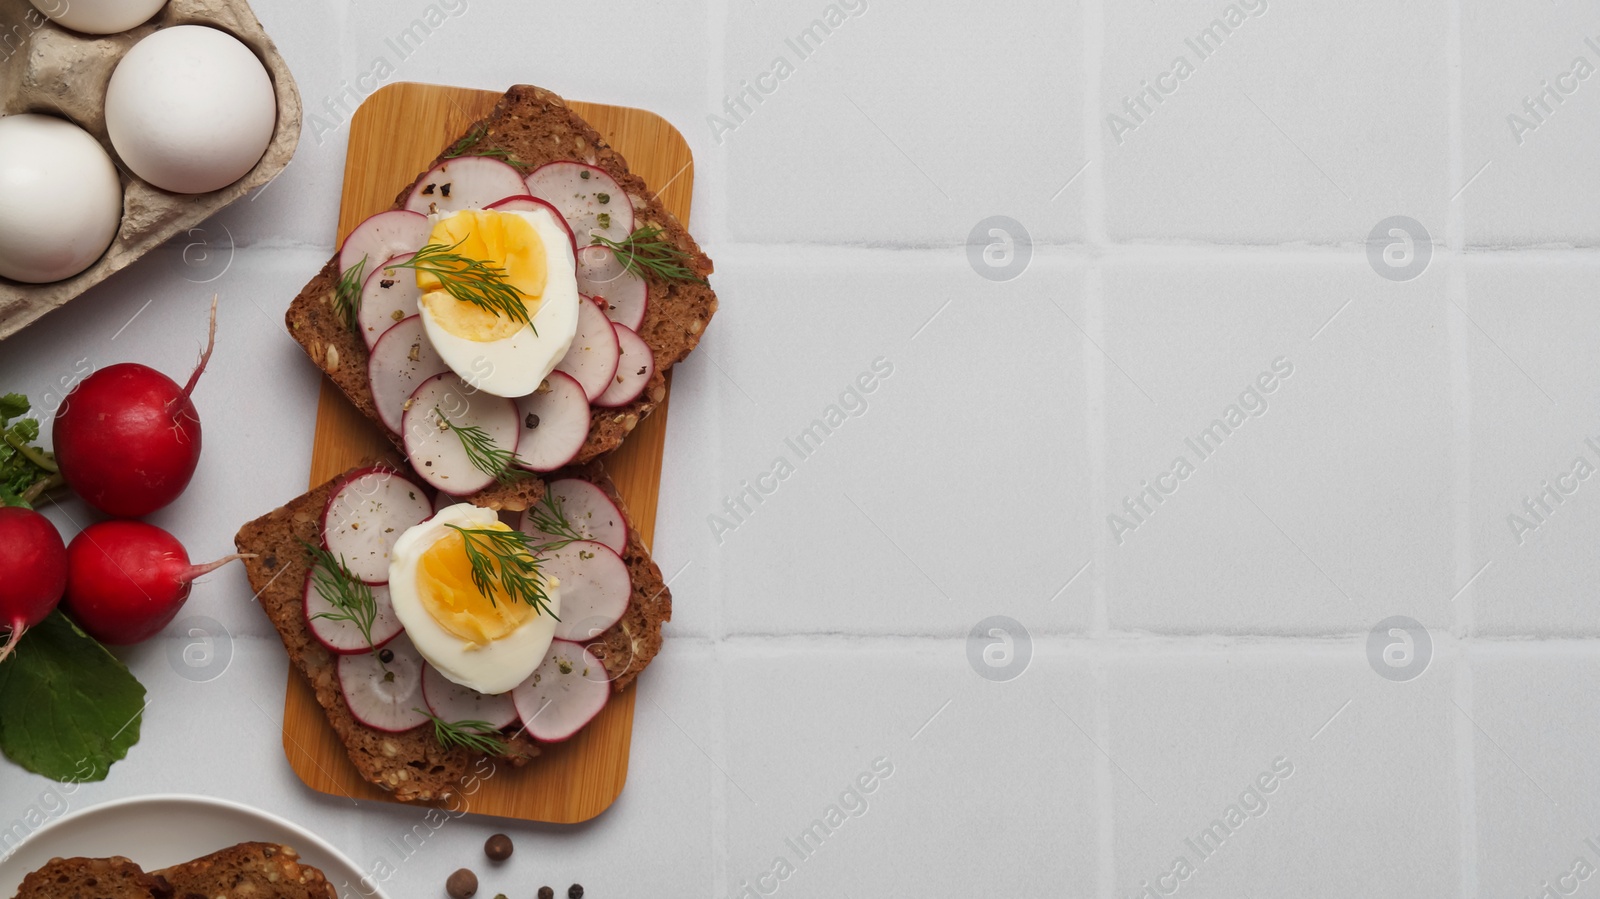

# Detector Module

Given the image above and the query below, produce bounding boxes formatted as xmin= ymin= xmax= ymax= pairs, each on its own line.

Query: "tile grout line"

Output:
xmin=1083 ymin=264 xmax=1110 ymax=641
xmin=1081 ymin=0 xmax=1114 ymax=893
xmin=664 ymin=240 xmax=1600 ymax=261
xmin=1082 ymin=0 xmax=1108 ymax=252
xmin=1090 ymin=658 xmax=1119 ymax=899
xmin=1454 ymin=653 xmax=1481 ymax=899
xmin=1446 ymin=1 xmax=1479 ymax=895
xmin=696 ymin=631 xmax=1600 ymax=649
xmin=706 ymin=0 xmax=732 ymax=894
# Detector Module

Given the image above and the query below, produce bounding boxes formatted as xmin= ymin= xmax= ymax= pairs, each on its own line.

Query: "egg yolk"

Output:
xmin=416 ymin=522 xmax=540 ymax=645
xmin=418 ymin=209 xmax=547 ymax=343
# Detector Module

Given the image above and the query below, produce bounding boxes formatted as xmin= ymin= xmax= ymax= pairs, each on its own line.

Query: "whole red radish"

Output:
xmin=0 ymin=507 xmax=68 ymax=661
xmin=63 ymin=520 xmax=248 ymax=646
xmin=53 ymin=299 xmax=217 ymax=518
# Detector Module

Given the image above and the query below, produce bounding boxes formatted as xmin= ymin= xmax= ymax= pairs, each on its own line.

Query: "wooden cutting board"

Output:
xmin=284 ymin=81 xmax=692 ymax=823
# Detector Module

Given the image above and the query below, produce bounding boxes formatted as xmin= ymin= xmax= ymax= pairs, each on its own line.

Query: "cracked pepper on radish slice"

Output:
xmin=523 ymin=161 xmax=633 ymax=245
xmin=512 ymin=640 xmax=610 ymax=743
xmin=522 ymin=478 xmax=627 ymax=555
xmin=339 ymin=632 xmax=429 ymax=732
xmin=358 ymin=253 xmax=423 ymax=350
xmin=539 ymin=540 xmax=630 ymax=641
xmin=406 ymin=157 xmax=530 ymax=216
xmin=400 ymin=373 xmax=521 ymax=495
xmin=594 ymin=323 xmax=654 ymax=408
xmin=369 ymin=315 xmax=449 ymax=435
xmin=512 ymin=372 xmax=590 ymax=473
xmin=422 ymin=663 xmax=518 ymax=730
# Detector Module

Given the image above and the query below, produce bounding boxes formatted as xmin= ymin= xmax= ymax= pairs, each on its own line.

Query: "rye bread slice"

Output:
xmin=11 ymin=857 xmax=171 ymax=899
xmin=233 ymin=461 xmax=671 ymax=804
xmin=286 ymin=84 xmax=716 ymax=511
xmin=150 ymin=843 xmax=334 ymax=899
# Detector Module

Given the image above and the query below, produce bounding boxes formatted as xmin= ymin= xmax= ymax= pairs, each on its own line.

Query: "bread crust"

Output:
xmin=285 ymin=84 xmax=715 ymax=511
xmin=13 ymin=845 xmax=338 ymax=899
xmin=12 ymin=856 xmax=171 ymax=899
xmin=233 ymin=462 xmax=670 ymax=804
xmin=152 ymin=843 xmax=335 ymax=899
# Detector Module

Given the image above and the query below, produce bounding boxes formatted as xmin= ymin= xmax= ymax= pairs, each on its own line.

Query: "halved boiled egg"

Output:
xmin=388 ymin=503 xmax=560 ymax=695
xmin=417 ymin=207 xmax=580 ymax=398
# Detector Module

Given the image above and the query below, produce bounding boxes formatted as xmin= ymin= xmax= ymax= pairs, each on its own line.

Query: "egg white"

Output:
xmin=420 ymin=208 xmax=581 ymax=399
xmin=388 ymin=503 xmax=560 ymax=695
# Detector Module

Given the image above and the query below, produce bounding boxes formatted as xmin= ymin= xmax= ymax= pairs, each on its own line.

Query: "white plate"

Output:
xmin=0 ymin=794 xmax=385 ymax=899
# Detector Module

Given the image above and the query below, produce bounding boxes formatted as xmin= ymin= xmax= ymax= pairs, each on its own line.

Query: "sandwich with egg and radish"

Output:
xmin=286 ymin=84 xmax=717 ymax=512
xmin=233 ymin=461 xmax=668 ymax=803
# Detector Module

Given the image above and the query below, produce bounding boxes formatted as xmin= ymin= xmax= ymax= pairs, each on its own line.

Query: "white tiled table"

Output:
xmin=3 ymin=1 xmax=1597 ymax=896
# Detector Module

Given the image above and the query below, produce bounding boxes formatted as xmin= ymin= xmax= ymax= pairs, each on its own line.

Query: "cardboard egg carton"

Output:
xmin=0 ymin=0 xmax=301 ymax=340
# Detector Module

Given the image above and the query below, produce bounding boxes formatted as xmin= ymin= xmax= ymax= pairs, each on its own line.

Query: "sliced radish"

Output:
xmin=538 ymin=540 xmax=630 ymax=641
xmin=511 ymin=640 xmax=610 ymax=742
xmin=594 ymin=324 xmax=654 ymax=408
xmin=576 ymin=245 xmax=648 ymax=331
xmin=303 ymin=573 xmax=403 ymax=654
xmin=513 ymin=371 xmax=590 ymax=473
xmin=554 ymin=297 xmax=621 ymax=402
xmin=338 ymin=633 xmax=429 ymax=733
xmin=405 ymin=157 xmax=530 ymax=216
xmin=357 ymin=254 xmax=423 ymax=350
xmin=486 ymin=195 xmax=579 ymax=260
xmin=401 ymin=372 xmax=520 ymax=495
xmin=338 ymin=210 xmax=429 ymax=282
xmin=421 ymin=664 xmax=519 ymax=730
xmin=524 ymin=162 xmax=633 ymax=245
xmin=522 ymin=478 xmax=627 ymax=555
xmin=368 ymin=315 xmax=449 ymax=435
xmin=321 ymin=467 xmax=433 ymax=584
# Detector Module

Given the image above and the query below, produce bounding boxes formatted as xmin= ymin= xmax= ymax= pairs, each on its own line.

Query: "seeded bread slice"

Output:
xmin=233 ymin=461 xmax=671 ymax=804
xmin=11 ymin=856 xmax=171 ymax=899
xmin=286 ymin=84 xmax=716 ymax=512
xmin=150 ymin=843 xmax=334 ymax=899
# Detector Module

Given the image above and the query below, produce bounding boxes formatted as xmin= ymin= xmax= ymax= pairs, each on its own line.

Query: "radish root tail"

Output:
xmin=0 ymin=622 xmax=25 ymax=664
xmin=180 ymin=552 xmax=255 ymax=585
xmin=179 ymin=295 xmax=220 ymax=403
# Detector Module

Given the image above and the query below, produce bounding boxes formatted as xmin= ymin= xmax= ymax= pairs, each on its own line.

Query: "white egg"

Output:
xmin=421 ymin=208 xmax=581 ymax=398
xmin=105 ymin=25 xmax=276 ymax=194
xmin=0 ymin=115 xmax=122 ymax=284
xmin=29 ymin=0 xmax=166 ymax=34
xmin=388 ymin=504 xmax=560 ymax=695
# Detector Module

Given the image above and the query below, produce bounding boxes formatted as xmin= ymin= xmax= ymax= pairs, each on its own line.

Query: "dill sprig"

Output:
xmin=334 ymin=257 xmax=366 ymax=334
xmin=442 ymin=122 xmax=527 ymax=170
xmin=434 ymin=408 xmax=526 ymax=483
xmin=416 ymin=708 xmax=509 ymax=756
xmin=389 ymin=239 xmax=533 ymax=328
xmin=444 ymin=523 xmax=559 ymax=619
xmin=302 ymin=540 xmax=380 ymax=652
xmin=589 ymin=225 xmax=707 ymax=285
xmin=523 ymin=489 xmax=586 ymax=547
